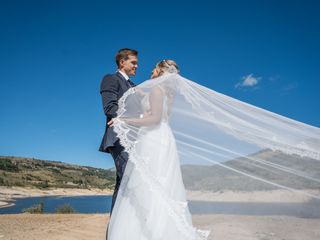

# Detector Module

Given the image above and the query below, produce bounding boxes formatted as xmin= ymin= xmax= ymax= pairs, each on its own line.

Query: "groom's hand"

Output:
xmin=108 ymin=119 xmax=114 ymax=127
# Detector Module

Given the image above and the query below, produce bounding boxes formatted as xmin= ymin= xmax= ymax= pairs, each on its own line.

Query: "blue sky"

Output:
xmin=1 ymin=0 xmax=319 ymax=169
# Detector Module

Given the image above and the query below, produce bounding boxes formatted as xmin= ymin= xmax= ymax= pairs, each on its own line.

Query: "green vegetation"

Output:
xmin=21 ymin=201 xmax=76 ymax=214
xmin=0 ymin=159 xmax=18 ymax=172
xmin=55 ymin=204 xmax=76 ymax=214
xmin=22 ymin=201 xmax=44 ymax=214
xmin=0 ymin=156 xmax=116 ymax=191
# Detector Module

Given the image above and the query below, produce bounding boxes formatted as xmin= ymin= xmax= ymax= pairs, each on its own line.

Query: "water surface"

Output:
xmin=1 ymin=196 xmax=319 ymax=218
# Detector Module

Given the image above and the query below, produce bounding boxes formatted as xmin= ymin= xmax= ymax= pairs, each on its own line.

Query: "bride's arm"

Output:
xmin=123 ymin=87 xmax=164 ymax=126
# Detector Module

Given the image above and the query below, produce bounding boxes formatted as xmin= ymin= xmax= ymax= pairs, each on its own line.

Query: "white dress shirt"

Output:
xmin=118 ymin=70 xmax=130 ymax=81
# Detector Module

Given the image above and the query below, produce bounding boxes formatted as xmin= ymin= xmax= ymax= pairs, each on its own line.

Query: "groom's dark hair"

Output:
xmin=116 ymin=48 xmax=138 ymax=67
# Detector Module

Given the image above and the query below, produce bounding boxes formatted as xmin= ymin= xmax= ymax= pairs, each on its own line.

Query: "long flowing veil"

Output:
xmin=112 ymin=73 xmax=320 ymax=239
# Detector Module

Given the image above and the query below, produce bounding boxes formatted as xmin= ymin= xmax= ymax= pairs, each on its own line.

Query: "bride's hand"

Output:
xmin=108 ymin=118 xmax=121 ymax=127
xmin=109 ymin=117 xmax=134 ymax=126
xmin=107 ymin=119 xmax=114 ymax=127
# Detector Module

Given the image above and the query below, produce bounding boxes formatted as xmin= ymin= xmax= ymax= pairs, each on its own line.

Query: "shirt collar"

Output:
xmin=117 ymin=70 xmax=129 ymax=80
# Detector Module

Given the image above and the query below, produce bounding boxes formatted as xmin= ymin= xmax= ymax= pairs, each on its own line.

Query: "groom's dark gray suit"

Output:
xmin=99 ymin=71 xmax=135 ymax=213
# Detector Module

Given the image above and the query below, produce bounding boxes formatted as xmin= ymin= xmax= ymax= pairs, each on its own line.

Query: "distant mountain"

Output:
xmin=0 ymin=156 xmax=116 ymax=190
xmin=3 ymin=150 xmax=319 ymax=193
xmin=181 ymin=149 xmax=320 ymax=191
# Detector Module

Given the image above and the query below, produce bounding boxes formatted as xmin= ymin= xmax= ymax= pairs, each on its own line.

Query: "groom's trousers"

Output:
xmin=108 ymin=140 xmax=129 ymax=214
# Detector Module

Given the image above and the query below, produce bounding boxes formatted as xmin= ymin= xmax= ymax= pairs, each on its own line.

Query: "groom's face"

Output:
xmin=120 ymin=55 xmax=138 ymax=76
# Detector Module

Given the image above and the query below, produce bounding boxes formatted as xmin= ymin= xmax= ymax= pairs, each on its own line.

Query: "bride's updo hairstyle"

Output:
xmin=157 ymin=60 xmax=180 ymax=76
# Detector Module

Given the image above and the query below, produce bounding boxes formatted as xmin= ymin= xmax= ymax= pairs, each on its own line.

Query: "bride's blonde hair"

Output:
xmin=156 ymin=60 xmax=180 ymax=76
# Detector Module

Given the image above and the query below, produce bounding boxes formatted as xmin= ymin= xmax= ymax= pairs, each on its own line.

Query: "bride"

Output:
xmin=107 ymin=60 xmax=210 ymax=239
xmin=108 ymin=60 xmax=320 ymax=239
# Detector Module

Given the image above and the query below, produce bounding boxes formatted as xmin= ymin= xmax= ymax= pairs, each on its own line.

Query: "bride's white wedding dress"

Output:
xmin=108 ymin=72 xmax=320 ymax=239
xmin=108 ymin=86 xmax=209 ymax=240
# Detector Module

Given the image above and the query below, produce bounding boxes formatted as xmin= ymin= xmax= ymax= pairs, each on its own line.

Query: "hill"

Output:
xmin=181 ymin=149 xmax=320 ymax=191
xmin=2 ymin=149 xmax=319 ymax=193
xmin=0 ymin=156 xmax=115 ymax=190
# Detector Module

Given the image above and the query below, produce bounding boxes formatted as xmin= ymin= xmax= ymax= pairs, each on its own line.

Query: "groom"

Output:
xmin=99 ymin=48 xmax=138 ymax=213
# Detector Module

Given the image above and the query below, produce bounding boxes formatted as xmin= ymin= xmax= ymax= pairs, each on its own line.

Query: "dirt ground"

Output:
xmin=1 ymin=214 xmax=320 ymax=240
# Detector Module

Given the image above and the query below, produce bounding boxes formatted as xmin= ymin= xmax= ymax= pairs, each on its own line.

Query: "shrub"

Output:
xmin=0 ymin=159 xmax=18 ymax=172
xmin=13 ymin=181 xmax=24 ymax=187
xmin=37 ymin=181 xmax=49 ymax=189
xmin=22 ymin=201 xmax=44 ymax=214
xmin=55 ymin=204 xmax=76 ymax=214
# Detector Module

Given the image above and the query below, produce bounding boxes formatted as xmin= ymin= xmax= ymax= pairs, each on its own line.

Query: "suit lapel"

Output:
xmin=115 ymin=72 xmax=130 ymax=91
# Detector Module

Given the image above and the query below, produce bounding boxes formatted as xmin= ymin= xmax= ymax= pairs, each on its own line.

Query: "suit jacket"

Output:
xmin=99 ymin=72 xmax=134 ymax=153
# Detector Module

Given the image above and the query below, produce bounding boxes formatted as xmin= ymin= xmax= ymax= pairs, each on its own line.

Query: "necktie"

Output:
xmin=127 ymin=79 xmax=135 ymax=88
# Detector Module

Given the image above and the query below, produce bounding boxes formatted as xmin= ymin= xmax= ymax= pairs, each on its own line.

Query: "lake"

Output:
xmin=1 ymin=196 xmax=319 ymax=218
xmin=0 ymin=195 xmax=113 ymax=214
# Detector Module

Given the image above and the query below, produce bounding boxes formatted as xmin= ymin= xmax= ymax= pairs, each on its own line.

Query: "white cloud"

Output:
xmin=235 ymin=74 xmax=261 ymax=89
